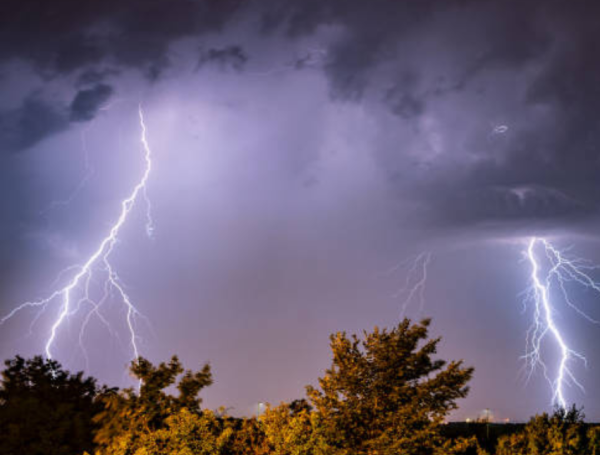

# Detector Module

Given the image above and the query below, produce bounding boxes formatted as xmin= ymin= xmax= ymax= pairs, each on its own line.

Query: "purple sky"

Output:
xmin=2 ymin=0 xmax=600 ymax=421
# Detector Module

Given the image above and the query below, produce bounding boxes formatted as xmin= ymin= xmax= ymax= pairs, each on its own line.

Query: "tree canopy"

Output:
xmin=304 ymin=318 xmax=476 ymax=455
xmin=10 ymin=318 xmax=593 ymax=454
xmin=496 ymin=407 xmax=600 ymax=455
xmin=0 ymin=355 xmax=100 ymax=455
xmin=93 ymin=355 xmax=213 ymax=454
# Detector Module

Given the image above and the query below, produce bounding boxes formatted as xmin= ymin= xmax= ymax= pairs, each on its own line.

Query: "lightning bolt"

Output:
xmin=523 ymin=237 xmax=600 ymax=408
xmin=1 ymin=105 xmax=154 ymax=367
xmin=388 ymin=252 xmax=432 ymax=316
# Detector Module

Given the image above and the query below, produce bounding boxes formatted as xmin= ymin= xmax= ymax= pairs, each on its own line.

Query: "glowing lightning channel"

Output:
xmin=1 ymin=106 xmax=154 ymax=364
xmin=388 ymin=252 xmax=432 ymax=317
xmin=523 ymin=237 xmax=600 ymax=409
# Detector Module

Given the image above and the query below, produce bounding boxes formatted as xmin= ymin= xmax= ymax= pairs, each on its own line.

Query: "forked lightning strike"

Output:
xmin=388 ymin=252 xmax=432 ymax=316
xmin=1 ymin=106 xmax=154 ymax=365
xmin=524 ymin=237 xmax=600 ymax=408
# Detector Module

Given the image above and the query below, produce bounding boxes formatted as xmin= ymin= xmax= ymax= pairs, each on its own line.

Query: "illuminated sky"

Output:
xmin=2 ymin=0 xmax=600 ymax=421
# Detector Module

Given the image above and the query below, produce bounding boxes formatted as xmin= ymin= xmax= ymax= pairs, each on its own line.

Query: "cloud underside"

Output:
xmin=1 ymin=0 xmax=600 ymax=229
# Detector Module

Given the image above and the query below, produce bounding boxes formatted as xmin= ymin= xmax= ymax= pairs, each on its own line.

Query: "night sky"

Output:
xmin=2 ymin=0 xmax=600 ymax=422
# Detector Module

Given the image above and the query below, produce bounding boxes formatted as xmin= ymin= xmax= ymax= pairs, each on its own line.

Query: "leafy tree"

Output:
xmin=496 ymin=406 xmax=597 ymax=455
xmin=222 ymin=417 xmax=270 ymax=455
xmin=588 ymin=426 xmax=600 ymax=455
xmin=99 ymin=408 xmax=232 ymax=455
xmin=305 ymin=318 xmax=476 ymax=455
xmin=289 ymin=399 xmax=313 ymax=416
xmin=261 ymin=402 xmax=337 ymax=455
xmin=0 ymin=355 xmax=101 ymax=455
xmin=93 ymin=356 xmax=212 ymax=454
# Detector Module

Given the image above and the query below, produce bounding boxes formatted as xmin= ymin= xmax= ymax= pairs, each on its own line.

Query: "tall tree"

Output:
xmin=223 ymin=416 xmax=270 ymax=455
xmin=261 ymin=402 xmax=336 ymax=455
xmin=93 ymin=355 xmax=212 ymax=453
xmin=496 ymin=406 xmax=600 ymax=455
xmin=97 ymin=408 xmax=233 ymax=455
xmin=306 ymin=318 xmax=476 ymax=455
xmin=0 ymin=355 xmax=101 ymax=455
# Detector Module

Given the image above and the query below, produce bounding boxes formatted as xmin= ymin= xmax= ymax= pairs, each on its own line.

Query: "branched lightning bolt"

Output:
xmin=1 ymin=106 xmax=154 ymax=366
xmin=388 ymin=252 xmax=432 ymax=316
xmin=523 ymin=237 xmax=600 ymax=408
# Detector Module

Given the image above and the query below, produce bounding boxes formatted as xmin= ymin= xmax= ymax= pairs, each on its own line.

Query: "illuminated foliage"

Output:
xmin=496 ymin=407 xmax=600 ymax=455
xmin=305 ymin=318 xmax=476 ymax=455
xmin=260 ymin=403 xmax=337 ymax=455
xmin=93 ymin=355 xmax=212 ymax=454
xmin=98 ymin=408 xmax=232 ymax=455
xmin=223 ymin=417 xmax=270 ymax=455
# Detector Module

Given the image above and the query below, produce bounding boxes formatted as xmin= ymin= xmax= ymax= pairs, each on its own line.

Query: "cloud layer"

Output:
xmin=2 ymin=0 xmax=600 ymax=420
xmin=2 ymin=0 xmax=599 ymax=228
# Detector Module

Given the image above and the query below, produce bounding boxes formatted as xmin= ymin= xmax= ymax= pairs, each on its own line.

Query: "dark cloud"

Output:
xmin=420 ymin=169 xmax=595 ymax=229
xmin=384 ymin=72 xmax=425 ymax=120
xmin=0 ymin=83 xmax=114 ymax=154
xmin=4 ymin=0 xmax=600 ymax=422
xmin=446 ymin=2 xmax=551 ymax=92
xmin=69 ymin=84 xmax=114 ymax=122
xmin=0 ymin=84 xmax=116 ymax=153
xmin=197 ymin=46 xmax=248 ymax=72
xmin=0 ymin=94 xmax=68 ymax=153
xmin=76 ymin=69 xmax=118 ymax=87
xmin=253 ymin=0 xmax=600 ymax=230
xmin=0 ymin=0 xmax=244 ymax=150
xmin=0 ymin=0 xmax=243 ymax=79
xmin=3 ymin=0 xmax=600 ymax=229
xmin=435 ymin=4 xmax=600 ymax=229
xmin=259 ymin=0 xmax=454 ymax=100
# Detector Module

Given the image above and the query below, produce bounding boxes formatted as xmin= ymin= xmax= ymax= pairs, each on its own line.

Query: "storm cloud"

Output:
xmin=0 ymin=94 xmax=67 ymax=153
xmin=69 ymin=84 xmax=114 ymax=122
xmin=3 ymin=0 xmax=598 ymax=226
xmin=0 ymin=0 xmax=243 ymax=77
xmin=2 ymin=0 xmax=600 ymax=421
xmin=197 ymin=46 xmax=248 ymax=72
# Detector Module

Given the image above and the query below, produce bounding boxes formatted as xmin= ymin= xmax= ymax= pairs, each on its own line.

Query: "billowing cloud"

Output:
xmin=197 ymin=46 xmax=248 ymax=72
xmin=2 ymin=0 xmax=600 ymax=225
xmin=3 ymin=0 xmax=600 ymax=421
xmin=0 ymin=94 xmax=67 ymax=153
xmin=253 ymin=0 xmax=600 ymax=230
xmin=0 ymin=0 xmax=243 ymax=78
xmin=69 ymin=84 xmax=114 ymax=122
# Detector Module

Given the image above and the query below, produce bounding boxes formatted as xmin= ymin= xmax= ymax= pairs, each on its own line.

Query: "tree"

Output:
xmin=305 ymin=318 xmax=476 ymax=455
xmin=0 ymin=355 xmax=101 ymax=455
xmin=496 ymin=406 xmax=597 ymax=455
xmin=261 ymin=402 xmax=337 ymax=455
xmin=222 ymin=417 xmax=271 ymax=455
xmin=93 ymin=356 xmax=212 ymax=454
xmin=100 ymin=408 xmax=233 ymax=455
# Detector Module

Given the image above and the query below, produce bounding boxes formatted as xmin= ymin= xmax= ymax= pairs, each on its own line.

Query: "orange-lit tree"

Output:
xmin=305 ymin=318 xmax=476 ymax=455
xmin=92 ymin=356 xmax=212 ymax=454
xmin=496 ymin=406 xmax=600 ymax=455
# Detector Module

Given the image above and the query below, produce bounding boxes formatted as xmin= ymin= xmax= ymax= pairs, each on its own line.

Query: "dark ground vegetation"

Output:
xmin=1 ymin=318 xmax=598 ymax=455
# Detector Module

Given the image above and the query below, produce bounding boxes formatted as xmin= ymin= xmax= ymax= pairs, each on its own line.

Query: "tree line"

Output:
xmin=0 ymin=318 xmax=598 ymax=455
